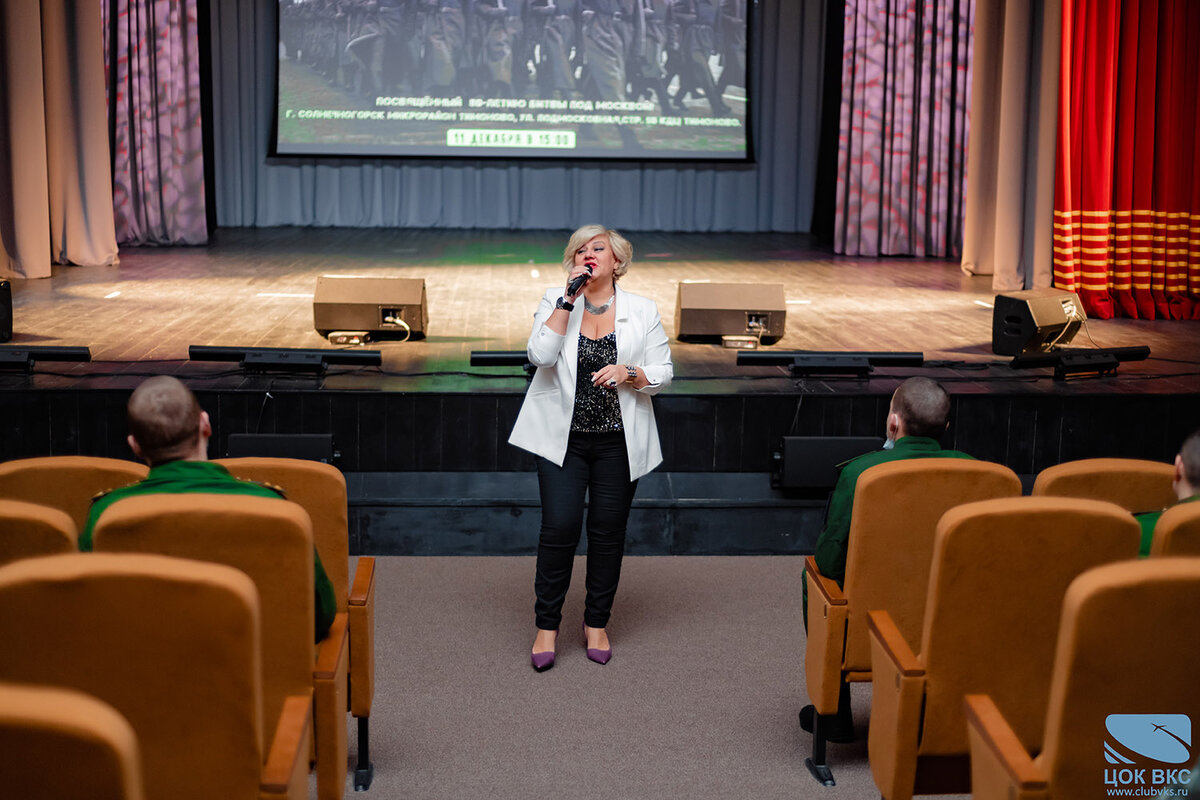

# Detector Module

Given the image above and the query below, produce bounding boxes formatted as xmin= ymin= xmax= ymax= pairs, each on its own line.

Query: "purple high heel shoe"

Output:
xmin=531 ymin=630 xmax=557 ymax=672
xmin=582 ymin=623 xmax=612 ymax=665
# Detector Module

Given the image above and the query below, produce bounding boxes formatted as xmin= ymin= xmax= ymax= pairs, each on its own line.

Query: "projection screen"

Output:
xmin=274 ymin=0 xmax=750 ymax=160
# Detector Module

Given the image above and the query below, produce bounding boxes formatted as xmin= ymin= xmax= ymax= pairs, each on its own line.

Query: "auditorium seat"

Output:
xmin=1149 ymin=501 xmax=1200 ymax=556
xmin=216 ymin=456 xmax=375 ymax=787
xmin=965 ymin=558 xmax=1200 ymax=800
xmin=0 ymin=456 xmax=148 ymax=533
xmin=92 ymin=494 xmax=349 ymax=800
xmin=867 ymin=497 xmax=1140 ymax=800
xmin=1031 ymin=457 xmax=1175 ymax=514
xmin=0 ymin=553 xmax=311 ymax=800
xmin=0 ymin=681 xmax=144 ymax=800
xmin=803 ymin=458 xmax=1022 ymax=782
xmin=0 ymin=498 xmax=76 ymax=566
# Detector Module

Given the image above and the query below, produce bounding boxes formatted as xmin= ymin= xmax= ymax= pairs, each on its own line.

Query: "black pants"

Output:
xmin=534 ymin=431 xmax=638 ymax=630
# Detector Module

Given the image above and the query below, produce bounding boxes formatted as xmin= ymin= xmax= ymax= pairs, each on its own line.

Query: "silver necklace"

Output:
xmin=584 ymin=293 xmax=615 ymax=315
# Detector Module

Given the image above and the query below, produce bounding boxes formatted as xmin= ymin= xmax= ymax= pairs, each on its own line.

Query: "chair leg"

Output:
xmin=804 ymin=712 xmax=837 ymax=786
xmin=353 ymin=716 xmax=374 ymax=791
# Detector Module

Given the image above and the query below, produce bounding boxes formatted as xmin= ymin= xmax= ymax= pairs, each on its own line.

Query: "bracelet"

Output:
xmin=626 ymin=365 xmax=638 ymax=382
xmin=556 ymin=296 xmax=574 ymax=312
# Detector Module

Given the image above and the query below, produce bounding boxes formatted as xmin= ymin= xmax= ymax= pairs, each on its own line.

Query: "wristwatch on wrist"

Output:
xmin=556 ymin=296 xmax=574 ymax=312
xmin=626 ymin=365 xmax=638 ymax=382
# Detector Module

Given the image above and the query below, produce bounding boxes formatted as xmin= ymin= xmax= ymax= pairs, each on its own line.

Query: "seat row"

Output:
xmin=803 ymin=457 xmax=1200 ymax=799
xmin=0 ymin=456 xmax=379 ymax=800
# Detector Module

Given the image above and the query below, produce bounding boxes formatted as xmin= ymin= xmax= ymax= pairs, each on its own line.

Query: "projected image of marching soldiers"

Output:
xmin=522 ymin=0 xmax=578 ymax=99
xmin=666 ymin=0 xmax=730 ymax=115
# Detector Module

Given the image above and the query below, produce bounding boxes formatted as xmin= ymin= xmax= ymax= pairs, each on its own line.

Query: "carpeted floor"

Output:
xmin=322 ymin=555 xmax=913 ymax=800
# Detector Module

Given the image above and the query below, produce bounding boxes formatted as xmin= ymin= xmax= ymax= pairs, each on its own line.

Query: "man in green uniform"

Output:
xmin=1135 ymin=428 xmax=1200 ymax=555
xmin=80 ymin=376 xmax=337 ymax=643
xmin=800 ymin=377 xmax=972 ymax=741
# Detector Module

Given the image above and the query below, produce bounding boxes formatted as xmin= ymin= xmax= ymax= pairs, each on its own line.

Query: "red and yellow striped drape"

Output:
xmin=1054 ymin=0 xmax=1200 ymax=320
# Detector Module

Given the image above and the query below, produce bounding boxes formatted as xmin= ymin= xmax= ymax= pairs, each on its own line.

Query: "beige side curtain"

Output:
xmin=0 ymin=0 xmax=117 ymax=280
xmin=961 ymin=0 xmax=1060 ymax=291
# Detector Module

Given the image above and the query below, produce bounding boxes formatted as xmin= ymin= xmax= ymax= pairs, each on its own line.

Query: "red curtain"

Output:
xmin=1054 ymin=0 xmax=1200 ymax=320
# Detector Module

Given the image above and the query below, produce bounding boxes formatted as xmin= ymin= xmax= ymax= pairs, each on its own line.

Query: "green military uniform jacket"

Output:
xmin=1135 ymin=493 xmax=1200 ymax=556
xmin=80 ymin=460 xmax=337 ymax=642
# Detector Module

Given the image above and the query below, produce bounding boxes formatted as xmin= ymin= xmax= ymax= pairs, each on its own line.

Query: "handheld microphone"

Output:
xmin=566 ymin=265 xmax=592 ymax=296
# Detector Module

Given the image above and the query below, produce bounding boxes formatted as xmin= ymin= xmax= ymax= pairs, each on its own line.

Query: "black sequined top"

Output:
xmin=571 ymin=332 xmax=623 ymax=432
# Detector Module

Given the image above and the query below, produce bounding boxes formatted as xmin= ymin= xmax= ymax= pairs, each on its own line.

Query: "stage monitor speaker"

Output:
xmin=0 ymin=280 xmax=10 ymax=343
xmin=991 ymin=287 xmax=1084 ymax=356
xmin=674 ymin=282 xmax=786 ymax=343
xmin=313 ymin=275 xmax=427 ymax=339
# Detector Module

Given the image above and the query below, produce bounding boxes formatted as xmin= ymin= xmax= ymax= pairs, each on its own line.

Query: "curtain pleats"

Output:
xmin=834 ymin=0 xmax=974 ymax=257
xmin=209 ymin=0 xmax=825 ymax=232
xmin=1 ymin=0 xmax=117 ymax=279
xmin=104 ymin=0 xmax=207 ymax=245
xmin=1053 ymin=0 xmax=1200 ymax=320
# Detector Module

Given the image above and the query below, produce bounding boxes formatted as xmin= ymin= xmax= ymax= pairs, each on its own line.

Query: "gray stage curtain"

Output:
xmin=0 ymin=1 xmax=117 ymax=279
xmin=210 ymin=0 xmax=825 ymax=232
xmin=960 ymin=0 xmax=1059 ymax=291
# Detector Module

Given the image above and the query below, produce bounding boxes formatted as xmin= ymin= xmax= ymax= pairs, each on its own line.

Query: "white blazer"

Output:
xmin=508 ymin=285 xmax=673 ymax=481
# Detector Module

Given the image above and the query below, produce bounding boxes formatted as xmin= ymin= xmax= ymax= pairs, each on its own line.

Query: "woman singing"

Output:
xmin=509 ymin=224 xmax=673 ymax=671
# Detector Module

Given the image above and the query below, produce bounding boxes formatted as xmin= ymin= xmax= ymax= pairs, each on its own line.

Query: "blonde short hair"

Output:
xmin=561 ymin=224 xmax=633 ymax=280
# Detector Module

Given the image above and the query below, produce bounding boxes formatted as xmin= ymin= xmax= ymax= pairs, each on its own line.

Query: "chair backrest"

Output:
xmin=1031 ymin=457 xmax=1175 ymax=513
xmin=1149 ymin=501 xmax=1200 ymax=556
xmin=916 ymin=497 xmax=1140 ymax=756
xmin=0 ymin=554 xmax=264 ymax=800
xmin=841 ymin=459 xmax=1022 ymax=671
xmin=1037 ymin=558 xmax=1200 ymax=799
xmin=0 ymin=498 xmax=76 ymax=566
xmin=0 ymin=456 xmax=149 ymax=533
xmin=0 ymin=681 xmax=144 ymax=800
xmin=92 ymin=493 xmax=315 ymax=744
xmin=215 ymin=457 xmax=349 ymax=610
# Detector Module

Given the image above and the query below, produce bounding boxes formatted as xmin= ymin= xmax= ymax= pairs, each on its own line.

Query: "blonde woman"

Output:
xmin=509 ymin=224 xmax=673 ymax=671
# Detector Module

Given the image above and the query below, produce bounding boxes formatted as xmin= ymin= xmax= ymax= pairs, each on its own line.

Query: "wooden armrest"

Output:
xmin=964 ymin=694 xmax=1047 ymax=792
xmin=868 ymin=609 xmax=924 ymax=677
xmin=805 ymin=555 xmax=846 ymax=606
xmin=349 ymin=556 xmax=375 ymax=607
xmin=314 ymin=612 xmax=349 ymax=681
xmin=261 ymin=694 xmax=313 ymax=798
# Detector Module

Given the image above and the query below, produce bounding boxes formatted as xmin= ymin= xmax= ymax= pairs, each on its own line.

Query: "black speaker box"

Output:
xmin=0 ymin=280 xmax=11 ymax=343
xmin=313 ymin=276 xmax=427 ymax=338
xmin=674 ymin=282 xmax=786 ymax=342
xmin=991 ymin=288 xmax=1084 ymax=356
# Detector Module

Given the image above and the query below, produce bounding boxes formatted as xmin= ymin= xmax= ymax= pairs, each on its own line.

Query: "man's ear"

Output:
xmin=127 ymin=434 xmax=144 ymax=461
xmin=1175 ymin=454 xmax=1186 ymax=493
xmin=886 ymin=412 xmax=901 ymax=439
xmin=199 ymin=410 xmax=212 ymax=439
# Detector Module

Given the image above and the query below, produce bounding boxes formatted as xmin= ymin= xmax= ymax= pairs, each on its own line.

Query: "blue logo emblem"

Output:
xmin=1105 ymin=715 xmax=1192 ymax=765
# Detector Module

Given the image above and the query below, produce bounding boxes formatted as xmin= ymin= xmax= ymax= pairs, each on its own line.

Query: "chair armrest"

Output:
xmin=805 ymin=556 xmax=850 ymax=714
xmin=867 ymin=610 xmax=927 ymax=800
xmin=348 ymin=556 xmax=376 ymax=718
xmin=348 ymin=556 xmax=375 ymax=607
xmin=314 ymin=613 xmax=350 ymax=800
xmin=260 ymin=694 xmax=313 ymax=800
xmin=805 ymin=555 xmax=846 ymax=606
xmin=867 ymin=609 xmax=923 ymax=677
xmin=964 ymin=694 xmax=1049 ymax=800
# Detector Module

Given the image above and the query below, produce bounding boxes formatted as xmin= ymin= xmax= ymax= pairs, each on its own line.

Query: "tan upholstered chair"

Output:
xmin=0 ymin=553 xmax=310 ymax=800
xmin=1031 ymin=457 xmax=1175 ymax=514
xmin=0 ymin=456 xmax=148 ymax=533
xmin=0 ymin=498 xmax=77 ymax=566
xmin=804 ymin=458 xmax=1021 ymax=784
xmin=0 ymin=681 xmax=144 ymax=800
xmin=965 ymin=558 xmax=1200 ymax=800
xmin=1149 ymin=501 xmax=1200 ymax=556
xmin=93 ymin=494 xmax=349 ymax=800
xmin=216 ymin=457 xmax=376 ymax=788
xmin=867 ymin=497 xmax=1141 ymax=800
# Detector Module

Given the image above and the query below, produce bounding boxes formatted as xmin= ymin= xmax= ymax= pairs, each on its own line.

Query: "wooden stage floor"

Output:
xmin=5 ymin=227 xmax=1200 ymax=395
